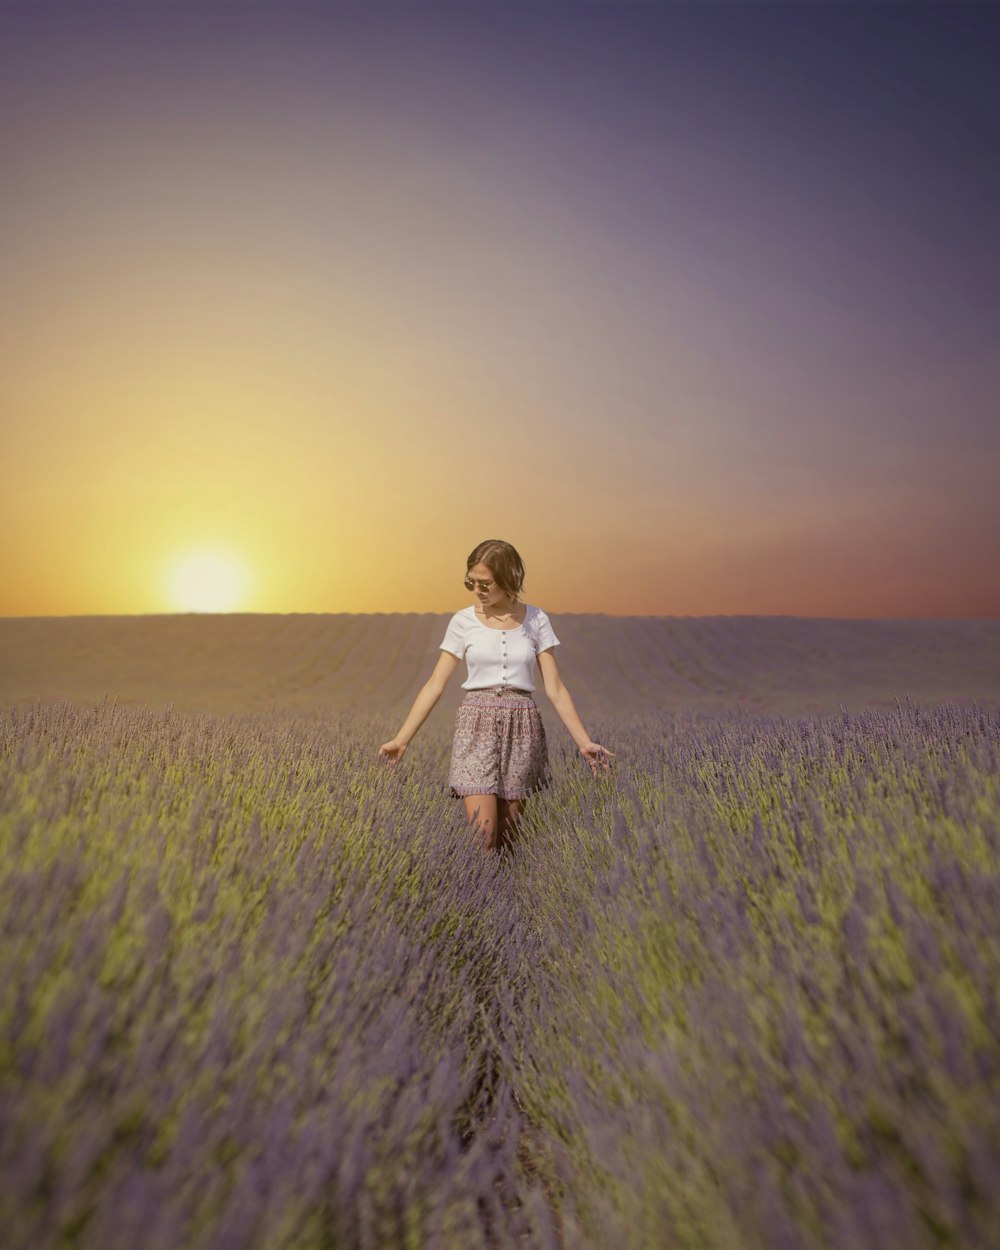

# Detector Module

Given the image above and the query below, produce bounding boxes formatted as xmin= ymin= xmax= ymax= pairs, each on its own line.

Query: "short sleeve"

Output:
xmin=534 ymin=608 xmax=560 ymax=653
xmin=440 ymin=612 xmax=467 ymax=659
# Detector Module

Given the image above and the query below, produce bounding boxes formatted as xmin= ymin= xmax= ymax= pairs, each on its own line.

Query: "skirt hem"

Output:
xmin=449 ymin=782 xmax=549 ymax=800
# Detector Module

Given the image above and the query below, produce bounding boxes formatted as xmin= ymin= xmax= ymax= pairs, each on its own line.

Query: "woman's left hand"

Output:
xmin=579 ymin=742 xmax=615 ymax=774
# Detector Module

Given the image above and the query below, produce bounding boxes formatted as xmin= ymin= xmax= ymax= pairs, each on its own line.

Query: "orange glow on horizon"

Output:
xmin=163 ymin=547 xmax=253 ymax=613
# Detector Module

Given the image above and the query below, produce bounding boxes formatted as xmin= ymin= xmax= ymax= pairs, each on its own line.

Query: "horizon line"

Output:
xmin=2 ymin=611 xmax=999 ymax=624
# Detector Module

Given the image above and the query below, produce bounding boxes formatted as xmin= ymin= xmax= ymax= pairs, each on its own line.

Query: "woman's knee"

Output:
xmin=496 ymin=799 xmax=525 ymax=853
xmin=498 ymin=797 xmax=524 ymax=824
xmin=464 ymin=794 xmax=497 ymax=831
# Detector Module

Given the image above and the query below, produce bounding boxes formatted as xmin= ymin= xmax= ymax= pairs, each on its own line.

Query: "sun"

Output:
xmin=165 ymin=547 xmax=251 ymax=613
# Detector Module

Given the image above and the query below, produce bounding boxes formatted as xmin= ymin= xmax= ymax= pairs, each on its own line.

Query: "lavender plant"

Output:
xmin=1 ymin=694 xmax=998 ymax=1249
xmin=511 ymin=701 xmax=1000 ymax=1249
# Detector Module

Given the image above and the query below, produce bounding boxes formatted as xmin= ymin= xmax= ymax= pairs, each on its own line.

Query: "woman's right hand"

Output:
xmin=378 ymin=738 xmax=408 ymax=764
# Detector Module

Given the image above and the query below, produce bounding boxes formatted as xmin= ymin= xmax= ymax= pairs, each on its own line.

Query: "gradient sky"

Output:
xmin=2 ymin=1 xmax=998 ymax=617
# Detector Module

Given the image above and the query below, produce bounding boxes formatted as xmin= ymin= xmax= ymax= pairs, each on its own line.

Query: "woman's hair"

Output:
xmin=464 ymin=539 xmax=525 ymax=598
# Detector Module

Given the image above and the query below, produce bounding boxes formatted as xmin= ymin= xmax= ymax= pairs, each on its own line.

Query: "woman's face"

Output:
xmin=468 ymin=562 xmax=510 ymax=609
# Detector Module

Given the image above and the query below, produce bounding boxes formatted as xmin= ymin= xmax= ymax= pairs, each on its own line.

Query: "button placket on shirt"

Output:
xmin=500 ymin=630 xmax=508 ymax=688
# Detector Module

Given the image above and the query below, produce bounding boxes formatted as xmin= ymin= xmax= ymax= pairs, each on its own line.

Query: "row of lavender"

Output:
xmin=1 ymin=699 xmax=556 ymax=1250
xmin=513 ymin=701 xmax=1000 ymax=1248
xmin=2 ymin=695 xmax=999 ymax=1248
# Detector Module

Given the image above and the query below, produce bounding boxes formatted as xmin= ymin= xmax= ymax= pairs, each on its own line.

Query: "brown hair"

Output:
xmin=464 ymin=539 xmax=525 ymax=598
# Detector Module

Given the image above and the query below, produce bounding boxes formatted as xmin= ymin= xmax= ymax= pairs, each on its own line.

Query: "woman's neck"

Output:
xmin=476 ymin=597 xmax=522 ymax=622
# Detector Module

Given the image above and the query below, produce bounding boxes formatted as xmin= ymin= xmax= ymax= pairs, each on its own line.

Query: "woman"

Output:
xmin=378 ymin=539 xmax=613 ymax=852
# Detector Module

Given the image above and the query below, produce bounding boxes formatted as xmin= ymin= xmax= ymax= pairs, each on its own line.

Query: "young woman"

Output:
xmin=378 ymin=539 xmax=613 ymax=852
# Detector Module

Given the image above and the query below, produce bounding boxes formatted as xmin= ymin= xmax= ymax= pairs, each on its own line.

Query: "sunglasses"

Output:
xmin=464 ymin=577 xmax=495 ymax=592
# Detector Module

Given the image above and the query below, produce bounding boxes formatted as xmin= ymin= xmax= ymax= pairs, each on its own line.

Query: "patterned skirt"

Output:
xmin=448 ymin=687 xmax=550 ymax=800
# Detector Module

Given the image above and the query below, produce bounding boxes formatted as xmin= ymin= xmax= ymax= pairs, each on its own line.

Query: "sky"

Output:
xmin=1 ymin=0 xmax=998 ymax=618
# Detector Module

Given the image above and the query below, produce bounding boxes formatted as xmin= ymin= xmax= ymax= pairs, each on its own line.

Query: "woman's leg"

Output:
xmin=463 ymin=794 xmax=499 ymax=851
xmin=496 ymin=797 xmax=526 ymax=854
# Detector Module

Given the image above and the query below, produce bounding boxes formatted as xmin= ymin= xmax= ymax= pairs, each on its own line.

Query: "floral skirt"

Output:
xmin=448 ymin=687 xmax=550 ymax=800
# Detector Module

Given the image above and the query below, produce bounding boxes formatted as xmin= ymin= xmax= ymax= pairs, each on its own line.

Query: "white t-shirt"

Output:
xmin=440 ymin=604 xmax=560 ymax=692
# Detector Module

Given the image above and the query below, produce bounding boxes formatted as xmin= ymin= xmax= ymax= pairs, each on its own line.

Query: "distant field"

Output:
xmin=2 ymin=613 xmax=999 ymax=719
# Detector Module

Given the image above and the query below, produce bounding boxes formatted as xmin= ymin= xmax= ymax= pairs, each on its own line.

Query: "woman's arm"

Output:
xmin=537 ymin=650 xmax=614 ymax=773
xmin=378 ymin=650 xmax=460 ymax=762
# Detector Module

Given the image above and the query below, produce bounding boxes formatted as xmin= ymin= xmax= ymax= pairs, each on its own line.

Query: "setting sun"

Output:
xmin=165 ymin=548 xmax=251 ymax=613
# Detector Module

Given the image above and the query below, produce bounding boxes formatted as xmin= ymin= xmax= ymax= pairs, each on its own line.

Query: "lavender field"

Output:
xmin=2 ymin=616 xmax=1000 ymax=1249
xmin=3 ymin=612 xmax=1000 ymax=717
